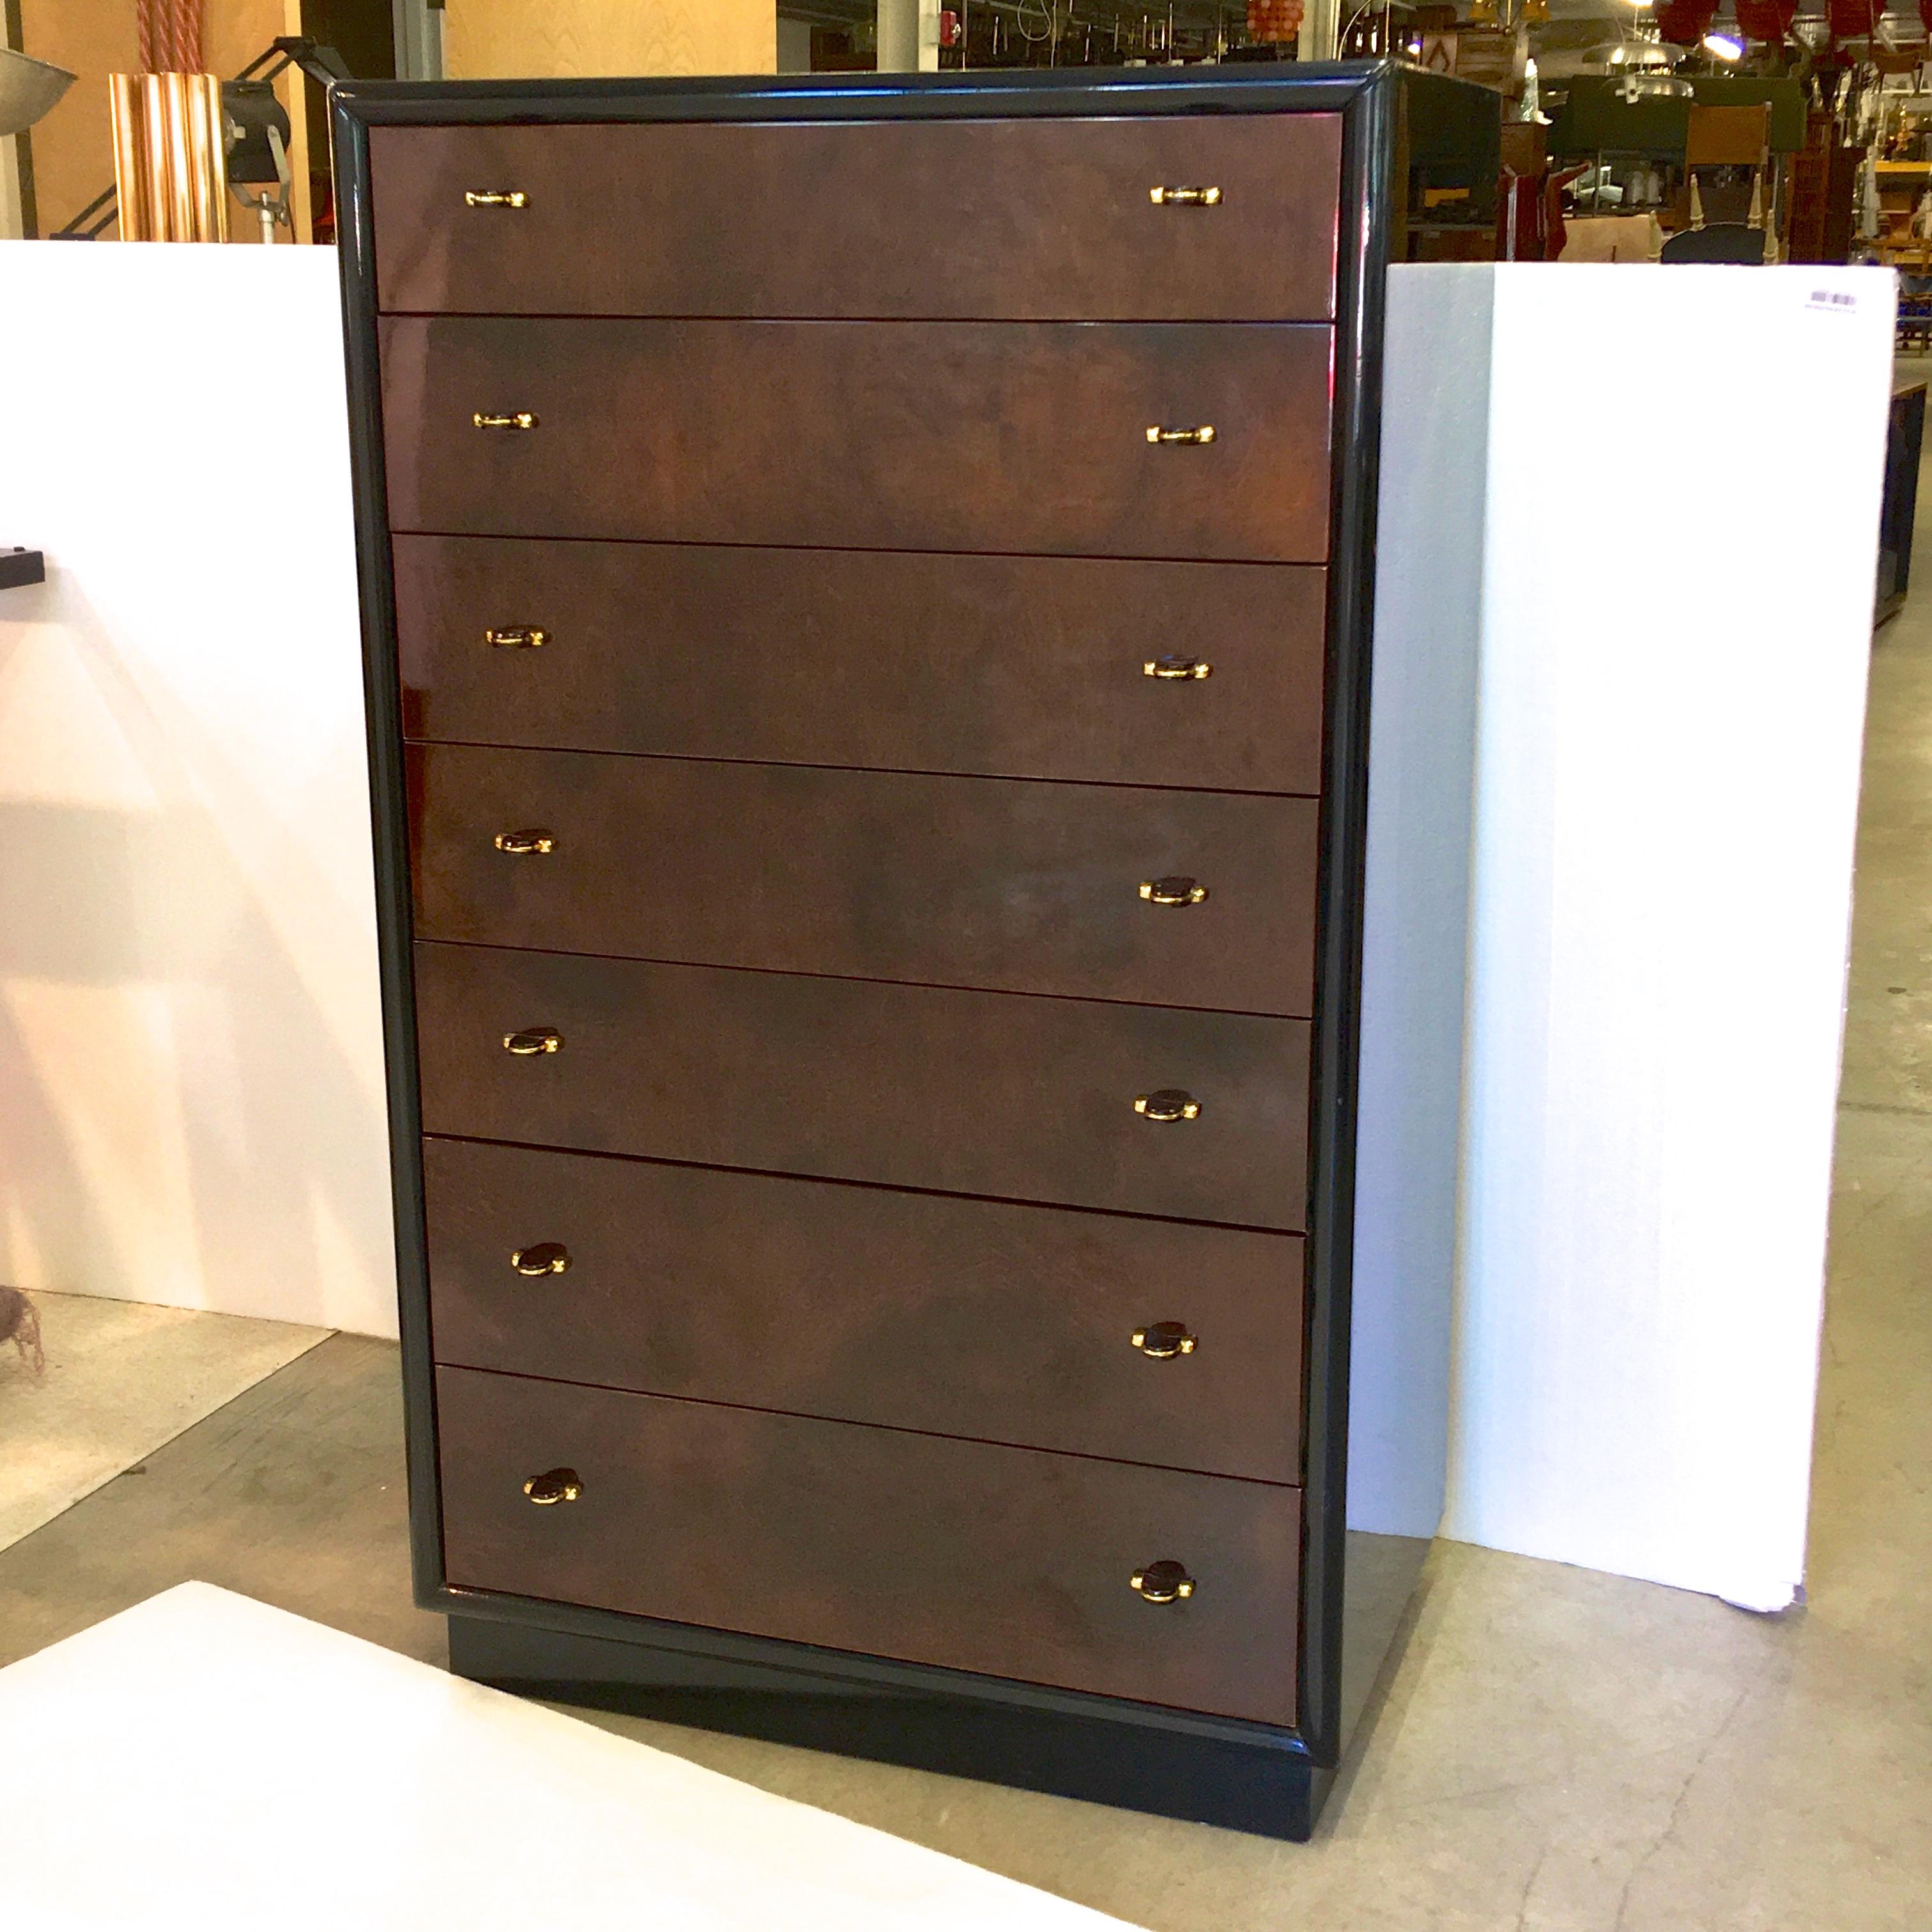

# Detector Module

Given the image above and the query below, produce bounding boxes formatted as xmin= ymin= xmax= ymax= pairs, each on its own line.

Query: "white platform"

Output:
xmin=0 ymin=1584 xmax=1138 ymax=1930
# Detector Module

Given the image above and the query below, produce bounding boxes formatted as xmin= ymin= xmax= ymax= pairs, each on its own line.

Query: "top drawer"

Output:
xmin=367 ymin=115 xmax=1342 ymax=323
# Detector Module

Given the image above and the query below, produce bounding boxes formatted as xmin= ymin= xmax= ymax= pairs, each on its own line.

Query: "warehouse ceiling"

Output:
xmin=776 ymin=0 xmax=1777 ymax=48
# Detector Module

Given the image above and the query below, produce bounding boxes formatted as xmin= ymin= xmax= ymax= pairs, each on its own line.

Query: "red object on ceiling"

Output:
xmin=1736 ymin=0 xmax=1797 ymax=38
xmin=1920 ymin=0 xmax=1932 ymax=34
xmin=1827 ymin=0 xmax=1881 ymax=34
xmin=1246 ymin=0 xmax=1305 ymax=42
xmin=1656 ymin=0 xmax=1718 ymax=43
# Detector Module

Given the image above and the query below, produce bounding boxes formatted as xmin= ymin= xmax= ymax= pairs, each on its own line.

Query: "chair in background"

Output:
xmin=1664 ymin=103 xmax=1774 ymax=263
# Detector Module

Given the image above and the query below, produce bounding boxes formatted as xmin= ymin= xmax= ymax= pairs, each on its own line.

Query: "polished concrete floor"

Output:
xmin=0 ymin=1292 xmax=325 ymax=1551
xmin=4 ymin=509 xmax=1930 ymax=1929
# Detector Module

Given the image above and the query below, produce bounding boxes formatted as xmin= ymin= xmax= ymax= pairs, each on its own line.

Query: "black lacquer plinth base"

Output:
xmin=448 ymin=1612 xmax=1328 ymax=1841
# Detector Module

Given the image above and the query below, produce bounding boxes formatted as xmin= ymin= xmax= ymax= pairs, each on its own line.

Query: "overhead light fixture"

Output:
xmin=1703 ymin=28 xmax=1744 ymax=56
xmin=1599 ymin=36 xmax=1674 ymax=65
xmin=1621 ymin=70 xmax=1696 ymax=97
xmin=1593 ymin=24 xmax=1696 ymax=95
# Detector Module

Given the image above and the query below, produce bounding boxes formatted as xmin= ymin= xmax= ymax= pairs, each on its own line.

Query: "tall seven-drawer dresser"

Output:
xmin=335 ymin=59 xmax=1492 ymax=1841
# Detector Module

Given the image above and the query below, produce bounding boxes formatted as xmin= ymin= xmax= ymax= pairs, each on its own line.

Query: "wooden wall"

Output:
xmin=443 ymin=0 xmax=776 ymax=80
xmin=17 ymin=0 xmax=133 ymax=234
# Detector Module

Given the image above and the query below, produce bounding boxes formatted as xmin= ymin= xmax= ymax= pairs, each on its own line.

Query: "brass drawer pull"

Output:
xmin=473 ymin=411 xmax=538 ymax=430
xmin=1146 ymin=425 xmax=1216 ymax=446
xmin=503 ymin=1028 xmax=564 ymax=1055
xmin=511 ymin=1243 xmax=571 ymax=1277
xmin=1131 ymin=1322 xmax=1197 ymax=1360
xmin=465 ymin=190 xmax=528 ymax=208
xmin=1149 ymin=185 xmax=1222 ymax=206
xmin=484 ymin=626 xmax=548 ymax=648
xmin=1139 ymin=877 xmax=1208 ymax=907
xmin=1131 ymin=1560 xmax=1196 ymax=1603
xmin=494 ymin=829 xmax=555 ymax=855
xmin=1143 ymin=656 xmax=1210 ymax=680
xmin=523 ymin=1468 xmax=581 ymax=1505
xmin=1134 ymin=1089 xmax=1200 ymax=1123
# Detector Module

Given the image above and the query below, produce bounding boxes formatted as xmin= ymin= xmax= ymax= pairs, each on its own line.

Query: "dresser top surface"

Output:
xmin=330 ymin=57 xmax=1474 ymax=128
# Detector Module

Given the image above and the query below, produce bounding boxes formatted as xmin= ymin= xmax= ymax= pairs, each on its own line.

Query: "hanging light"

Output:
xmin=1703 ymin=27 xmax=1745 ymax=54
xmin=1598 ymin=37 xmax=1675 ymax=63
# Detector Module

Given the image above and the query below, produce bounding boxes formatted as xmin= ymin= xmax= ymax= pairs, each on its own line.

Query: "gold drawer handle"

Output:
xmin=1144 ymin=656 xmax=1211 ymax=681
xmin=1134 ymin=1089 xmax=1200 ymax=1123
xmin=503 ymin=1028 xmax=564 ymax=1056
xmin=1149 ymin=185 xmax=1221 ymax=206
xmin=474 ymin=411 xmax=538 ymax=431
xmin=1131 ymin=1322 xmax=1197 ymax=1360
xmin=1139 ymin=877 xmax=1208 ymax=907
xmin=465 ymin=190 xmax=528 ymax=208
xmin=511 ymin=1243 xmax=571 ymax=1277
xmin=1146 ymin=425 xmax=1215 ymax=446
xmin=484 ymin=626 xmax=548 ymax=649
xmin=494 ymin=829 xmax=555 ymax=855
xmin=523 ymin=1467 xmax=581 ymax=1505
xmin=1131 ymin=1560 xmax=1196 ymax=1603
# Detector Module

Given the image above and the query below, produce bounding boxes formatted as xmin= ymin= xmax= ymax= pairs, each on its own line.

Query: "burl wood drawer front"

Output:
xmin=369 ymin=116 xmax=1340 ymax=324
xmin=379 ymin=318 xmax=1333 ymax=564
xmin=408 ymin=745 xmax=1319 ymax=1017
xmin=413 ymin=942 xmax=1310 ymax=1229
xmin=394 ymin=538 xmax=1328 ymax=796
xmin=436 ymin=1364 xmax=1301 ymax=1724
xmin=424 ymin=1137 xmax=1305 ymax=1483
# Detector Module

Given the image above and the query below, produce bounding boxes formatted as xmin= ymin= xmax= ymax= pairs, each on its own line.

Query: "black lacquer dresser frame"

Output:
xmin=334 ymin=58 xmax=1413 ymax=1841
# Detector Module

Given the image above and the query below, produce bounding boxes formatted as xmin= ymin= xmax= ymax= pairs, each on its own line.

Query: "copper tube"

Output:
xmin=161 ymin=72 xmax=195 ymax=240
xmin=109 ymin=73 xmax=148 ymax=241
xmin=112 ymin=67 xmax=229 ymax=243
xmin=139 ymin=73 xmax=172 ymax=240
xmin=205 ymin=72 xmax=230 ymax=243
xmin=187 ymin=73 xmax=227 ymax=243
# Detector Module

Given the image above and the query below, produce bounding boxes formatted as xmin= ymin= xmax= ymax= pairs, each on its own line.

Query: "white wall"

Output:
xmin=0 ymin=242 xmax=397 ymax=1337
xmin=1414 ymin=263 xmax=1893 ymax=1609
xmin=0 ymin=249 xmax=1894 ymax=1609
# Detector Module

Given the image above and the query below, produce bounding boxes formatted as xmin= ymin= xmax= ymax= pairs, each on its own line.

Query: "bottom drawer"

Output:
xmin=436 ymin=1365 xmax=1300 ymax=1726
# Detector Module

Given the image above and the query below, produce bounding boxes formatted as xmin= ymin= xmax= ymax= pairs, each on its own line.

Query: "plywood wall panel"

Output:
xmin=444 ymin=0 xmax=775 ymax=80
xmin=19 ymin=0 xmax=136 ymax=236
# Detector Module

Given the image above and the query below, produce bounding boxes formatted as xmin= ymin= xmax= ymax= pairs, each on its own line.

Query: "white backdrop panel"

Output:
xmin=1437 ymin=264 xmax=1891 ymax=1607
xmin=0 ymin=242 xmax=397 ymax=1335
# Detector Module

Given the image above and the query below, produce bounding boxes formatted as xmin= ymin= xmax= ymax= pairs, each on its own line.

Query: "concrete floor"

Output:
xmin=0 ymin=1292 xmax=325 ymax=1551
xmin=4 ymin=484 xmax=1931 ymax=1928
